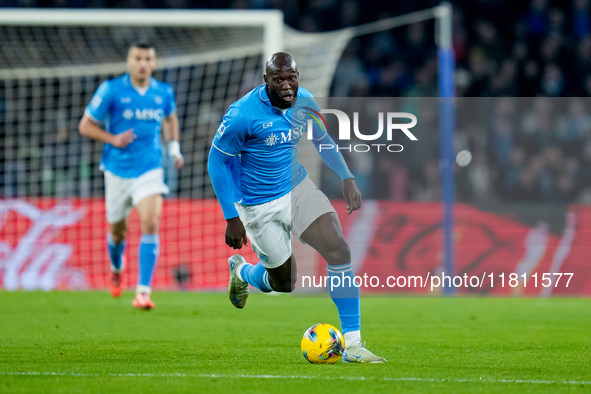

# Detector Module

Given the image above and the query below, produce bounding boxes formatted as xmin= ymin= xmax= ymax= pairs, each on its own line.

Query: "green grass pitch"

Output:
xmin=1 ymin=291 xmax=590 ymax=393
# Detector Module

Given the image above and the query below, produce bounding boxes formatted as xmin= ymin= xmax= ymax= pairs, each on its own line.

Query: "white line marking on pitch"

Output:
xmin=0 ymin=372 xmax=590 ymax=385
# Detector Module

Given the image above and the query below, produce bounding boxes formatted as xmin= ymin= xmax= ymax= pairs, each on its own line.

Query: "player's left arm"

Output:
xmin=311 ymin=131 xmax=362 ymax=214
xmin=162 ymin=84 xmax=184 ymax=169
xmin=163 ymin=113 xmax=184 ymax=169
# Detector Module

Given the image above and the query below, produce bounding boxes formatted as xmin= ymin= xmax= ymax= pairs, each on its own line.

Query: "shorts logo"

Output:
xmin=258 ymin=253 xmax=269 ymax=263
xmin=123 ymin=109 xmax=134 ymax=120
xmin=252 ymin=245 xmax=269 ymax=263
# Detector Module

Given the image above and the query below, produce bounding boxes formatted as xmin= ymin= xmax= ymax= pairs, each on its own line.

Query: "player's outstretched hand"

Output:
xmin=168 ymin=141 xmax=184 ymax=169
xmin=174 ymin=156 xmax=184 ymax=169
xmin=111 ymin=129 xmax=136 ymax=148
xmin=343 ymin=178 xmax=362 ymax=214
xmin=225 ymin=216 xmax=248 ymax=249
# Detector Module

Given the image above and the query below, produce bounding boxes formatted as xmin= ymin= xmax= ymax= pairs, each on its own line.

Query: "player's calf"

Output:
xmin=268 ymin=275 xmax=296 ymax=293
xmin=266 ymin=257 xmax=297 ymax=293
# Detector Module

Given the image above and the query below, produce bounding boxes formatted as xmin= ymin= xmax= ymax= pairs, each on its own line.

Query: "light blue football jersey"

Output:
xmin=85 ymin=74 xmax=176 ymax=178
xmin=212 ymin=84 xmax=325 ymax=205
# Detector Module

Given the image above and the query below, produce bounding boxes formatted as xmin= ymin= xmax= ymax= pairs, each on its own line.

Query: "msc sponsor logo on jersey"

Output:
xmin=279 ymin=123 xmax=306 ymax=144
xmin=123 ymin=108 xmax=164 ymax=121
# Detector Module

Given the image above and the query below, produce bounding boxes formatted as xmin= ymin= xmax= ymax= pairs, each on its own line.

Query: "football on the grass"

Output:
xmin=301 ymin=323 xmax=345 ymax=364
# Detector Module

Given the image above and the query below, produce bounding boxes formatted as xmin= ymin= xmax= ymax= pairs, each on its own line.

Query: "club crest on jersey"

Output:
xmin=154 ymin=96 xmax=163 ymax=104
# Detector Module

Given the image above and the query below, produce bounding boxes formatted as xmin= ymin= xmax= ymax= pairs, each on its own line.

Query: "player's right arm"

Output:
xmin=78 ymin=80 xmax=136 ymax=148
xmin=207 ymin=107 xmax=249 ymax=249
xmin=79 ymin=116 xmax=136 ymax=148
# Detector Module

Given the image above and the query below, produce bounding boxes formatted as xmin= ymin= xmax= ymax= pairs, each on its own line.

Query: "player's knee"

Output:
xmin=141 ymin=218 xmax=160 ymax=234
xmin=110 ymin=227 xmax=127 ymax=244
xmin=326 ymin=240 xmax=351 ymax=265
xmin=111 ymin=233 xmax=125 ymax=244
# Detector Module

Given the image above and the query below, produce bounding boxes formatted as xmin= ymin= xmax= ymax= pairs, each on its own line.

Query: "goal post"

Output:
xmin=0 ymin=8 xmax=284 ymax=62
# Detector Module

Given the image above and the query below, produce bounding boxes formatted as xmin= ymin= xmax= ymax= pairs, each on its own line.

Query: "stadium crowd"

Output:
xmin=2 ymin=0 xmax=591 ymax=204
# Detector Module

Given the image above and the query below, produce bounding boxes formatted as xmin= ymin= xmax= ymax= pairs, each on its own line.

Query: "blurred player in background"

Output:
xmin=79 ymin=42 xmax=184 ymax=310
xmin=208 ymin=52 xmax=385 ymax=363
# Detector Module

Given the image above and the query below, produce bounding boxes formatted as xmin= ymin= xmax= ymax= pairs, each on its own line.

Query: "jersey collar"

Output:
xmin=123 ymin=73 xmax=157 ymax=93
xmin=258 ymin=84 xmax=271 ymax=105
xmin=258 ymin=84 xmax=300 ymax=112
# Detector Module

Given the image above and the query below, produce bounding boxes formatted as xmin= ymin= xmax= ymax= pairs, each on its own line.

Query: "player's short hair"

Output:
xmin=128 ymin=41 xmax=155 ymax=53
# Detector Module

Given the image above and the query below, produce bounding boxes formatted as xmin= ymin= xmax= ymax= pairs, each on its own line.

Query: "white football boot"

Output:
xmin=228 ymin=255 xmax=249 ymax=309
xmin=342 ymin=341 xmax=387 ymax=363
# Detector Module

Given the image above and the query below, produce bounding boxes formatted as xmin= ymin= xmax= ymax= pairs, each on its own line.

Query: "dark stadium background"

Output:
xmin=3 ymin=0 xmax=590 ymax=206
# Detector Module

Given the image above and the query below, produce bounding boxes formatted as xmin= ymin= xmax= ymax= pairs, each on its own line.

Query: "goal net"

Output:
xmin=0 ymin=9 xmax=354 ymax=291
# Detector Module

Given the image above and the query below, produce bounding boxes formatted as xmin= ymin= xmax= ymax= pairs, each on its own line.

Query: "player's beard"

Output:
xmin=267 ymin=85 xmax=297 ymax=109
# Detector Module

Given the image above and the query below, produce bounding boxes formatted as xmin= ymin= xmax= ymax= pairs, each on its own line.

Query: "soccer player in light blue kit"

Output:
xmin=208 ymin=52 xmax=386 ymax=362
xmin=79 ymin=42 xmax=184 ymax=310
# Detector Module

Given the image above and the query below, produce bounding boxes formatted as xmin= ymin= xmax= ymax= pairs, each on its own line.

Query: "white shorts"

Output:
xmin=104 ymin=168 xmax=169 ymax=224
xmin=235 ymin=177 xmax=335 ymax=269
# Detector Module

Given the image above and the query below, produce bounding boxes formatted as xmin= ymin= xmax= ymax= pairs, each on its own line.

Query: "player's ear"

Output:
xmin=263 ymin=74 xmax=268 ymax=84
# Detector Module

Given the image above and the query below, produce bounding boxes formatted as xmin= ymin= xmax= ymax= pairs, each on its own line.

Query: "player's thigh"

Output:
xmin=131 ymin=168 xmax=168 ymax=225
xmin=236 ymin=195 xmax=292 ymax=269
xmin=136 ymin=194 xmax=163 ymax=230
xmin=131 ymin=168 xmax=169 ymax=207
xmin=243 ymin=216 xmax=292 ymax=269
xmin=292 ymin=177 xmax=339 ymax=241
xmin=300 ymin=212 xmax=348 ymax=261
xmin=104 ymin=171 xmax=134 ymax=224
xmin=293 ymin=178 xmax=349 ymax=264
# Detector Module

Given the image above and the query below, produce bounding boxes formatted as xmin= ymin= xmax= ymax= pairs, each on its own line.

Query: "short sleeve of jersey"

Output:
xmin=164 ymin=83 xmax=177 ymax=116
xmin=85 ymin=80 xmax=114 ymax=123
xmin=212 ymin=106 xmax=247 ymax=156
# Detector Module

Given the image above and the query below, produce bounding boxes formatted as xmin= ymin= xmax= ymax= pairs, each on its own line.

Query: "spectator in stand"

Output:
xmin=573 ymin=0 xmax=591 ymax=40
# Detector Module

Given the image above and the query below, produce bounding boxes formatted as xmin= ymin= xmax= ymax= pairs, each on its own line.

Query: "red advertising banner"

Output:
xmin=0 ymin=198 xmax=258 ymax=291
xmin=1 ymin=198 xmax=589 ymax=295
xmin=336 ymin=202 xmax=584 ymax=296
